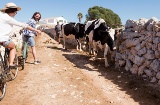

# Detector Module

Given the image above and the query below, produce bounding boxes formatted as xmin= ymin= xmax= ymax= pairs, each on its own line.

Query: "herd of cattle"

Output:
xmin=45 ymin=18 xmax=123 ymax=68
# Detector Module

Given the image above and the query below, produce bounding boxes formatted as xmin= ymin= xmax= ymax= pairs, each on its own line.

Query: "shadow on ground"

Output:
xmin=46 ymin=33 xmax=160 ymax=105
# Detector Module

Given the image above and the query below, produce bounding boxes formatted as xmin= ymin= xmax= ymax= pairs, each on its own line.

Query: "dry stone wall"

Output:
xmin=0 ymin=26 xmax=23 ymax=56
xmin=11 ymin=26 xmax=23 ymax=49
xmin=115 ymin=17 xmax=160 ymax=84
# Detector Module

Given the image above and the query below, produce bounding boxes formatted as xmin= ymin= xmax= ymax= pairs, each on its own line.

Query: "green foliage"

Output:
xmin=85 ymin=6 xmax=122 ymax=27
xmin=77 ymin=13 xmax=83 ymax=23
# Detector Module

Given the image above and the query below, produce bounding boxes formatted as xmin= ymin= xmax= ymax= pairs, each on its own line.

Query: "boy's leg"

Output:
xmin=28 ymin=36 xmax=40 ymax=64
xmin=57 ymin=33 xmax=60 ymax=44
xmin=31 ymin=46 xmax=37 ymax=61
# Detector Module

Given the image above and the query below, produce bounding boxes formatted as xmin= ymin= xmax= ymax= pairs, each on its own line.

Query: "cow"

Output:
xmin=61 ymin=22 xmax=85 ymax=51
xmin=85 ymin=19 xmax=99 ymax=55
xmin=85 ymin=18 xmax=116 ymax=67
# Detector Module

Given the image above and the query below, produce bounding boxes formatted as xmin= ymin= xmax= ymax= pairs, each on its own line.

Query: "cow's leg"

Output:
xmin=81 ymin=38 xmax=87 ymax=51
xmin=76 ymin=39 xmax=79 ymax=50
xmin=87 ymin=34 xmax=94 ymax=55
xmin=76 ymin=39 xmax=82 ymax=51
xmin=85 ymin=40 xmax=92 ymax=55
xmin=87 ymin=41 xmax=95 ymax=55
xmin=91 ymin=43 xmax=95 ymax=55
xmin=104 ymin=45 xmax=109 ymax=68
xmin=93 ymin=41 xmax=98 ymax=60
xmin=86 ymin=36 xmax=92 ymax=55
xmin=79 ymin=42 xmax=82 ymax=51
xmin=88 ymin=42 xmax=92 ymax=55
xmin=110 ymin=50 xmax=115 ymax=61
xmin=63 ymin=35 xmax=66 ymax=49
xmin=79 ymin=38 xmax=83 ymax=51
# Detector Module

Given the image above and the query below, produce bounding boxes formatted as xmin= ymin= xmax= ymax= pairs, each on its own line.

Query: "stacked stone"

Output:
xmin=11 ymin=25 xmax=23 ymax=49
xmin=115 ymin=17 xmax=160 ymax=84
xmin=0 ymin=26 xmax=23 ymax=54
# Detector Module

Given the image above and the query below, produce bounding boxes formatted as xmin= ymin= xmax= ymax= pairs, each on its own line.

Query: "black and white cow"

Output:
xmin=85 ymin=19 xmax=99 ymax=54
xmin=85 ymin=18 xmax=116 ymax=67
xmin=61 ymin=22 xmax=85 ymax=51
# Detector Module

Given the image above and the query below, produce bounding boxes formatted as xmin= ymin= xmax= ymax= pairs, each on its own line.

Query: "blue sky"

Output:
xmin=0 ymin=0 xmax=160 ymax=25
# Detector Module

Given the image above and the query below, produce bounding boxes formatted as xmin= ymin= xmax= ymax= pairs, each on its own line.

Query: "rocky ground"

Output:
xmin=1 ymin=32 xmax=160 ymax=105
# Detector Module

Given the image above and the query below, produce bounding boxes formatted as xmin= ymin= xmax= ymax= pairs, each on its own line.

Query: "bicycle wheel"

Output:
xmin=9 ymin=55 xmax=19 ymax=80
xmin=0 ymin=82 xmax=6 ymax=101
xmin=0 ymin=54 xmax=6 ymax=101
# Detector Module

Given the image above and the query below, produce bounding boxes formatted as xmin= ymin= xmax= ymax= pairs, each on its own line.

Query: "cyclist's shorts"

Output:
xmin=23 ymin=36 xmax=35 ymax=47
xmin=0 ymin=40 xmax=11 ymax=47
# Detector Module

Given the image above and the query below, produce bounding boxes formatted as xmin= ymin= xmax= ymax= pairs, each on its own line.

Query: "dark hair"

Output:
xmin=31 ymin=12 xmax=41 ymax=21
xmin=5 ymin=8 xmax=17 ymax=13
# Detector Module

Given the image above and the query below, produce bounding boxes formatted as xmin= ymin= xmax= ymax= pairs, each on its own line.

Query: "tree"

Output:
xmin=77 ymin=13 xmax=83 ymax=23
xmin=85 ymin=6 xmax=122 ymax=27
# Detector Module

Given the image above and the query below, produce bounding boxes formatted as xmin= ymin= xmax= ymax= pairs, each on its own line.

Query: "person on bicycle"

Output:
xmin=21 ymin=12 xmax=41 ymax=65
xmin=55 ymin=21 xmax=62 ymax=44
xmin=0 ymin=2 xmax=41 ymax=70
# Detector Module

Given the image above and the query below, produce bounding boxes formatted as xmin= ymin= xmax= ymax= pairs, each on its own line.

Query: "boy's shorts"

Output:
xmin=56 ymin=31 xmax=62 ymax=38
xmin=23 ymin=36 xmax=35 ymax=47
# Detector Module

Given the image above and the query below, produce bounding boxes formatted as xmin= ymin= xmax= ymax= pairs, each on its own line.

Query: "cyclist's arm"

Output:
xmin=26 ymin=26 xmax=41 ymax=35
xmin=9 ymin=18 xmax=41 ymax=35
xmin=7 ymin=18 xmax=28 ymax=28
xmin=26 ymin=19 xmax=41 ymax=35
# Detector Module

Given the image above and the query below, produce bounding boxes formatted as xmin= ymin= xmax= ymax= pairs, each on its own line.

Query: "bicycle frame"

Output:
xmin=23 ymin=41 xmax=29 ymax=59
xmin=21 ymin=36 xmax=30 ymax=70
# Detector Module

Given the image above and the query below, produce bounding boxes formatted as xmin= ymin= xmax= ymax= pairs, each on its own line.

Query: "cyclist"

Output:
xmin=21 ymin=12 xmax=42 ymax=64
xmin=0 ymin=2 xmax=41 ymax=70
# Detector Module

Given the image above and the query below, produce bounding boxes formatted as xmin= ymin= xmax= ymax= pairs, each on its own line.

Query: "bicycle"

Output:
xmin=20 ymin=35 xmax=30 ymax=70
xmin=0 ymin=47 xmax=19 ymax=100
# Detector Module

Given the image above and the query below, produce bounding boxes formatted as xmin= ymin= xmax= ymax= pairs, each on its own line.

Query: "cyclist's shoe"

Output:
xmin=4 ymin=67 xmax=10 ymax=74
xmin=34 ymin=60 xmax=41 ymax=65
xmin=9 ymin=65 xmax=17 ymax=69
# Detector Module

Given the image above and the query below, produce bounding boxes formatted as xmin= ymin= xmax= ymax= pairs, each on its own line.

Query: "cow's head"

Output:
xmin=96 ymin=21 xmax=111 ymax=32
xmin=85 ymin=18 xmax=110 ymax=35
xmin=94 ymin=18 xmax=106 ymax=29
xmin=85 ymin=19 xmax=98 ymax=35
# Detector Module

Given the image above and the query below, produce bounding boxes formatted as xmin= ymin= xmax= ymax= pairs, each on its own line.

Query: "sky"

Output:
xmin=0 ymin=0 xmax=160 ymax=25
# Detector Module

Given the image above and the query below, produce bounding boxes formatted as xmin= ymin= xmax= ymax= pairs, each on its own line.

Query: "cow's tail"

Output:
xmin=61 ymin=24 xmax=64 ymax=37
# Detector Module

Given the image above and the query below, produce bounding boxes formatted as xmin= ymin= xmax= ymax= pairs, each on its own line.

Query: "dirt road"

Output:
xmin=1 ymin=32 xmax=160 ymax=105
